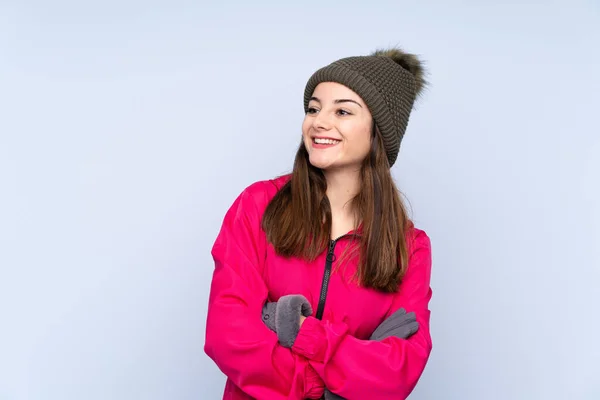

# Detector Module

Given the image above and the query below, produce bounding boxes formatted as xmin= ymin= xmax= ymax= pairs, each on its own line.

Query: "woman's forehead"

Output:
xmin=312 ymin=82 xmax=364 ymax=103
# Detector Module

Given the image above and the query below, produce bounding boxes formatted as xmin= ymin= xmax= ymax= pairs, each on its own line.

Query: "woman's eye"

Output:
xmin=307 ymin=107 xmax=319 ymax=114
xmin=337 ymin=109 xmax=351 ymax=116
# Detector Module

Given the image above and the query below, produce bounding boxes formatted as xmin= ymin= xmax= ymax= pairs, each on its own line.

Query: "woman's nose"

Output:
xmin=313 ymin=111 xmax=332 ymax=130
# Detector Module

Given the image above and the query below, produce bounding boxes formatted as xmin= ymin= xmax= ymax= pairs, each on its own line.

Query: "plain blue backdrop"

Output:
xmin=1 ymin=1 xmax=599 ymax=399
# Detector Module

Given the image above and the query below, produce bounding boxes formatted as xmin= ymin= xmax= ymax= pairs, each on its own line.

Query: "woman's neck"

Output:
xmin=324 ymin=168 xmax=360 ymax=218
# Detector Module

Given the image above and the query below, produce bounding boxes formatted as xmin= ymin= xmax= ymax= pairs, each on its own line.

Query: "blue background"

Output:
xmin=1 ymin=1 xmax=599 ymax=399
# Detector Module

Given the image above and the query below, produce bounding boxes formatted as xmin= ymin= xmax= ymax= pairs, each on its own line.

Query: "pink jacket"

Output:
xmin=204 ymin=175 xmax=433 ymax=400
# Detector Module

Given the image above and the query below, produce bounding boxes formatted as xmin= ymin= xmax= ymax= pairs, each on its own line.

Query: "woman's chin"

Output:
xmin=308 ymin=156 xmax=336 ymax=170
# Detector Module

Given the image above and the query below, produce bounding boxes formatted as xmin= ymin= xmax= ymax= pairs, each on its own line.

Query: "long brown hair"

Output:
xmin=261 ymin=125 xmax=411 ymax=293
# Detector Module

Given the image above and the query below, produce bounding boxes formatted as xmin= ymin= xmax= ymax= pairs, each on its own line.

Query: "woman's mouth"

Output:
xmin=312 ymin=137 xmax=341 ymax=148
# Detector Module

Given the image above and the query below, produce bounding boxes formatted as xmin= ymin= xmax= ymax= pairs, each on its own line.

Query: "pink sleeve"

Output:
xmin=291 ymin=230 xmax=433 ymax=400
xmin=204 ymin=184 xmax=325 ymax=400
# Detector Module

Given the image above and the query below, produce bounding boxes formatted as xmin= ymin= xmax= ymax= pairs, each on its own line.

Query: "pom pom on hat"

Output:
xmin=371 ymin=48 xmax=427 ymax=97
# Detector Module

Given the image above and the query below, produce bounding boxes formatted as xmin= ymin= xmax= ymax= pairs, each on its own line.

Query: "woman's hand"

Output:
xmin=260 ymin=295 xmax=313 ymax=347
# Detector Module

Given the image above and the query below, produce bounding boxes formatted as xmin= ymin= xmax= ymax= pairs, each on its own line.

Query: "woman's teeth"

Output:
xmin=314 ymin=138 xmax=340 ymax=145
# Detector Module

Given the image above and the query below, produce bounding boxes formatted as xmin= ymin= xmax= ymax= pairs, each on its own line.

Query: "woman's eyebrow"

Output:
xmin=334 ymin=99 xmax=362 ymax=108
xmin=309 ymin=97 xmax=363 ymax=108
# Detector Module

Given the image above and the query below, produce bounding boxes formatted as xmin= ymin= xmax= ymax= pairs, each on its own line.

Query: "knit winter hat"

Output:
xmin=303 ymin=48 xmax=426 ymax=167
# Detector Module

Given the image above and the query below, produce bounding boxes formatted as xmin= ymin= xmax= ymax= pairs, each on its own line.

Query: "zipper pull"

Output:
xmin=326 ymin=240 xmax=337 ymax=262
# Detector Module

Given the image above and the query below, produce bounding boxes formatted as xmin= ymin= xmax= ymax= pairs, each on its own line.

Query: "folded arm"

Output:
xmin=263 ymin=300 xmax=420 ymax=400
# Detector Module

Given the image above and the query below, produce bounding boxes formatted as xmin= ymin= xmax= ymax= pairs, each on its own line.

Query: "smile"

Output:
xmin=313 ymin=138 xmax=341 ymax=145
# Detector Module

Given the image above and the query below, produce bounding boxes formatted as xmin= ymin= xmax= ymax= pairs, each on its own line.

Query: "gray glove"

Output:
xmin=370 ymin=307 xmax=419 ymax=341
xmin=261 ymin=295 xmax=313 ymax=347
xmin=322 ymin=307 xmax=419 ymax=399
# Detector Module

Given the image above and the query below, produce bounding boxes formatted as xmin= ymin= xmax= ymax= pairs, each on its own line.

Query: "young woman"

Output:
xmin=205 ymin=47 xmax=433 ymax=400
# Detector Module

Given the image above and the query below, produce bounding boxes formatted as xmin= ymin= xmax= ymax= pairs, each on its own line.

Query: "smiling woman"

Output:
xmin=204 ymin=47 xmax=432 ymax=400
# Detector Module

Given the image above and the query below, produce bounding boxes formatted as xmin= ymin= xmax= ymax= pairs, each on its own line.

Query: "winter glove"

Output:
xmin=261 ymin=294 xmax=313 ymax=347
xmin=370 ymin=307 xmax=419 ymax=341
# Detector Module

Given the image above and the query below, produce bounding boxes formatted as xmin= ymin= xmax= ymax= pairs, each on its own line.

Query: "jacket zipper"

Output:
xmin=315 ymin=235 xmax=353 ymax=320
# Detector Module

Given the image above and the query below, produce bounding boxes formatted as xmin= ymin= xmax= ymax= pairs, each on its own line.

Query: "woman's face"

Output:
xmin=302 ymin=82 xmax=373 ymax=172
